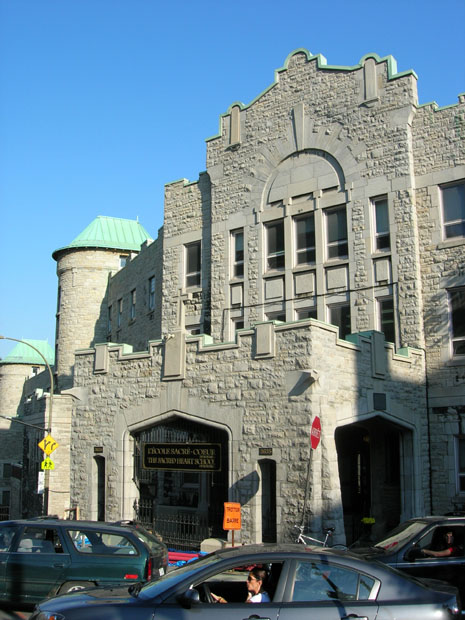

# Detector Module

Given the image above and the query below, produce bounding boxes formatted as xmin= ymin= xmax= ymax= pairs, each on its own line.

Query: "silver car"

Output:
xmin=30 ymin=543 xmax=461 ymax=620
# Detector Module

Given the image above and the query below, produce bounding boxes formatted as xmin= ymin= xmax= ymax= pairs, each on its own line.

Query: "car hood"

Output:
xmin=37 ymin=584 xmax=137 ymax=611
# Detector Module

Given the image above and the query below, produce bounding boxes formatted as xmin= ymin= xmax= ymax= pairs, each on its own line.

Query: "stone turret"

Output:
xmin=52 ymin=216 xmax=152 ymax=389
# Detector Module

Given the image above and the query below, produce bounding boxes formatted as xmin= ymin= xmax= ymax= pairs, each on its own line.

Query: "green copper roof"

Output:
xmin=53 ymin=216 xmax=152 ymax=259
xmin=1 ymin=340 xmax=55 ymax=366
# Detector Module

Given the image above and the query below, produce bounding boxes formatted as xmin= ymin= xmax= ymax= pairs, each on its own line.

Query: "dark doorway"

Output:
xmin=133 ymin=417 xmax=228 ymax=550
xmin=259 ymin=459 xmax=276 ymax=542
xmin=94 ymin=455 xmax=106 ymax=521
xmin=336 ymin=420 xmax=402 ymax=545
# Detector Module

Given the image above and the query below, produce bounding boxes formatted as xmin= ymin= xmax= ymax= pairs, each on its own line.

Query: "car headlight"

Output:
xmin=30 ymin=612 xmax=66 ymax=620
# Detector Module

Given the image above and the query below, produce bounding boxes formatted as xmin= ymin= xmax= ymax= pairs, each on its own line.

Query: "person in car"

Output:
xmin=211 ymin=567 xmax=271 ymax=603
xmin=422 ymin=531 xmax=459 ymax=557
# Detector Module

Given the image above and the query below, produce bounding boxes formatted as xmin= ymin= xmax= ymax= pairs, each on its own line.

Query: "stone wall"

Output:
xmin=69 ymin=321 xmax=426 ymax=542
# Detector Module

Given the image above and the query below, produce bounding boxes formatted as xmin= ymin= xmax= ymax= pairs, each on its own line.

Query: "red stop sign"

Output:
xmin=310 ymin=416 xmax=321 ymax=450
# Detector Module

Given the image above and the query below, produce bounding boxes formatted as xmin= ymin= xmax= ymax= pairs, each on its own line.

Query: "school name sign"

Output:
xmin=142 ymin=443 xmax=221 ymax=472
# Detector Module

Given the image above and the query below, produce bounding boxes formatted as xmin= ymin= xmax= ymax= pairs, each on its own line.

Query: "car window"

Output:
xmin=17 ymin=527 xmax=62 ymax=553
xmin=418 ymin=525 xmax=465 ymax=557
xmin=0 ymin=525 xmax=18 ymax=552
xmin=291 ymin=560 xmax=376 ymax=602
xmin=374 ymin=521 xmax=426 ymax=551
xmin=66 ymin=529 xmax=138 ymax=555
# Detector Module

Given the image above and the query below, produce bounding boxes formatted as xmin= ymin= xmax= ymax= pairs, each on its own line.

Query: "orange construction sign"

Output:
xmin=223 ymin=502 xmax=241 ymax=530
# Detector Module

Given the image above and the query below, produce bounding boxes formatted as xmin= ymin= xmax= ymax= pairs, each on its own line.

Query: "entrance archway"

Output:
xmin=336 ymin=417 xmax=409 ymax=545
xmin=133 ymin=416 xmax=228 ymax=550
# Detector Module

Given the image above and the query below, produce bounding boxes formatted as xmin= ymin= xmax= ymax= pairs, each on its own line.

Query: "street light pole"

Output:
xmin=0 ymin=335 xmax=54 ymax=514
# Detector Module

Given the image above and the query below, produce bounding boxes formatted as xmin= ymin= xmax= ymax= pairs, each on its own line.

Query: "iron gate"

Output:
xmin=133 ymin=417 xmax=228 ymax=550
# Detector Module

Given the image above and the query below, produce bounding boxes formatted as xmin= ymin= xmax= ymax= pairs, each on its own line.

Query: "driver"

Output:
xmin=211 ymin=567 xmax=271 ymax=603
xmin=422 ymin=531 xmax=459 ymax=558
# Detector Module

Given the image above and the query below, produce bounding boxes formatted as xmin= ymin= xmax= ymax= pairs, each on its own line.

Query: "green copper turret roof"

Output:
xmin=1 ymin=340 xmax=55 ymax=366
xmin=52 ymin=216 xmax=152 ymax=259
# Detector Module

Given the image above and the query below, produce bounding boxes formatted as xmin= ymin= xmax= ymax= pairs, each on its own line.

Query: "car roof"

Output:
xmin=409 ymin=515 xmax=465 ymax=525
xmin=0 ymin=518 xmax=139 ymax=533
xmin=211 ymin=543 xmax=358 ymax=562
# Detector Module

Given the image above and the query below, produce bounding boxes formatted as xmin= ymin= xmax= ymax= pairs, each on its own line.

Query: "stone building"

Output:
xmin=1 ymin=48 xmax=464 ymax=547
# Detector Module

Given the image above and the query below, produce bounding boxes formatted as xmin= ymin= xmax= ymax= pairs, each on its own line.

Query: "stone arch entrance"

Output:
xmin=132 ymin=415 xmax=229 ymax=550
xmin=335 ymin=416 xmax=414 ymax=545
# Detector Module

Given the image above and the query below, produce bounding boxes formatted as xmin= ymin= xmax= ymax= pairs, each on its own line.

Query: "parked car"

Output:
xmin=0 ymin=517 xmax=168 ymax=610
xmin=351 ymin=515 xmax=465 ymax=601
xmin=30 ymin=543 xmax=461 ymax=619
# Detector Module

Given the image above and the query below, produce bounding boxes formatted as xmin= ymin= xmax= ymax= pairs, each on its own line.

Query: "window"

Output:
xmin=442 ymin=181 xmax=465 ymax=239
xmin=67 ymin=529 xmax=137 ymax=555
xmin=266 ymin=311 xmax=286 ymax=322
xmin=119 ymin=255 xmax=128 ymax=269
xmin=266 ymin=220 xmax=285 ymax=270
xmin=130 ymin=289 xmax=136 ymax=321
xmin=449 ymin=288 xmax=465 ymax=356
xmin=107 ymin=306 xmax=112 ymax=333
xmin=185 ymin=241 xmax=201 ymax=288
xmin=1 ymin=490 xmax=10 ymax=506
xmin=3 ymin=464 xmax=11 ymax=478
xmin=373 ymin=196 xmax=390 ymax=251
xmin=378 ymin=297 xmax=395 ymax=343
xmin=326 ymin=206 xmax=348 ymax=259
xmin=329 ymin=304 xmax=351 ymax=339
xmin=17 ymin=527 xmax=62 ymax=553
xmin=117 ymin=298 xmax=123 ymax=329
xmin=296 ymin=308 xmax=317 ymax=320
xmin=231 ymin=230 xmax=244 ymax=278
xmin=148 ymin=277 xmax=155 ymax=311
xmin=456 ymin=437 xmax=465 ymax=493
xmin=295 ymin=213 xmax=315 ymax=265
xmin=231 ymin=317 xmax=244 ymax=336
xmin=292 ymin=560 xmax=376 ymax=602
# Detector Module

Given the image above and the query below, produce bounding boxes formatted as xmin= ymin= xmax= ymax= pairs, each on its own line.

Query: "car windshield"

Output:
xmin=138 ymin=553 xmax=221 ymax=600
xmin=374 ymin=521 xmax=426 ymax=550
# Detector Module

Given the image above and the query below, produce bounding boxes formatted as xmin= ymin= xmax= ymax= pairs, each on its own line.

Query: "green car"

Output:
xmin=0 ymin=518 xmax=168 ymax=610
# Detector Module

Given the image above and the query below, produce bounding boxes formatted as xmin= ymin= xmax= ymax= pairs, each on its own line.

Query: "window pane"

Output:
xmin=379 ymin=298 xmax=395 ymax=343
xmin=293 ymin=561 xmax=365 ymax=602
xmin=327 ymin=208 xmax=347 ymax=243
xmin=375 ymin=199 xmax=389 ymax=233
xmin=266 ymin=221 xmax=285 ymax=270
xmin=443 ymin=184 xmax=465 ymax=222
xmin=267 ymin=221 xmax=284 ymax=253
xmin=330 ymin=305 xmax=351 ymax=340
xmin=296 ymin=215 xmax=315 ymax=265
xmin=187 ymin=243 xmax=201 ymax=273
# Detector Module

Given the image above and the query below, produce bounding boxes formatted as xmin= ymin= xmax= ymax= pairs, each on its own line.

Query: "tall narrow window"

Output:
xmin=442 ymin=181 xmax=465 ymax=240
xmin=231 ymin=230 xmax=244 ymax=278
xmin=329 ymin=303 xmax=351 ymax=339
xmin=456 ymin=437 xmax=465 ymax=493
xmin=107 ymin=306 xmax=112 ymax=333
xmin=326 ymin=206 xmax=348 ymax=259
xmin=148 ymin=277 xmax=155 ymax=311
xmin=266 ymin=220 xmax=285 ymax=270
xmin=130 ymin=289 xmax=136 ymax=320
xmin=373 ymin=197 xmax=390 ymax=251
xmin=449 ymin=288 xmax=465 ymax=356
xmin=295 ymin=213 xmax=315 ymax=265
xmin=119 ymin=255 xmax=128 ymax=269
xmin=185 ymin=241 xmax=201 ymax=288
xmin=378 ymin=297 xmax=395 ymax=343
xmin=117 ymin=298 xmax=123 ymax=328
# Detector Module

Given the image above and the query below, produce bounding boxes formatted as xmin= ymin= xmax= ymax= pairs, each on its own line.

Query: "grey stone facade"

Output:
xmin=2 ymin=48 xmax=464 ymax=546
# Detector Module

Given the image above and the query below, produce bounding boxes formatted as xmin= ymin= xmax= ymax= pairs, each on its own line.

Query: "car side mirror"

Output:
xmin=405 ymin=545 xmax=423 ymax=561
xmin=177 ymin=588 xmax=200 ymax=609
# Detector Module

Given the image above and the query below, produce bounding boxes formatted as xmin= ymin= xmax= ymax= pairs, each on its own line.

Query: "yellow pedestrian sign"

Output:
xmin=38 ymin=434 xmax=59 ymax=456
xmin=41 ymin=457 xmax=55 ymax=470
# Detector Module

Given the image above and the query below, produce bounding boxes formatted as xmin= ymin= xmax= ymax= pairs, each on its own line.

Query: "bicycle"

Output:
xmin=294 ymin=524 xmax=347 ymax=549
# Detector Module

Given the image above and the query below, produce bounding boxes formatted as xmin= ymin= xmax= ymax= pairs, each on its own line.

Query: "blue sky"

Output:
xmin=1 ymin=0 xmax=464 ymax=359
